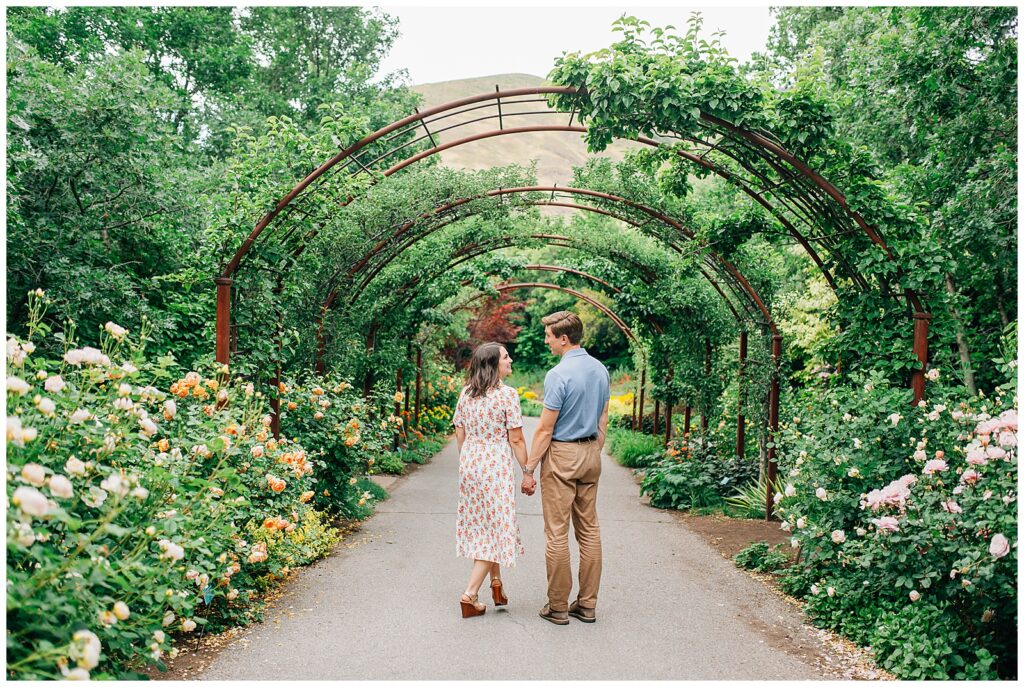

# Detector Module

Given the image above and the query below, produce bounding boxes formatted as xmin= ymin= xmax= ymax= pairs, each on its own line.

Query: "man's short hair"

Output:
xmin=542 ymin=310 xmax=583 ymax=345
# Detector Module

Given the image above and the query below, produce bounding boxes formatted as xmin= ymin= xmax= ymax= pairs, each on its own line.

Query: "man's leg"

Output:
xmin=541 ymin=442 xmax=578 ymax=612
xmin=572 ymin=440 xmax=603 ymax=609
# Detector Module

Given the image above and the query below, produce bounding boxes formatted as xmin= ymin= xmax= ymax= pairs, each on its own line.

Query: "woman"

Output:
xmin=452 ymin=342 xmax=529 ymax=618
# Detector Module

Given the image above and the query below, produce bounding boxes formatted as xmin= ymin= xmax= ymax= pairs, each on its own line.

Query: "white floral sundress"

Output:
xmin=453 ymin=384 xmax=525 ymax=567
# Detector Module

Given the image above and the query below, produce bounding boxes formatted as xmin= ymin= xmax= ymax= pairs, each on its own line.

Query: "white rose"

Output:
xmin=826 ymin=586 xmax=835 ymax=597
xmin=104 ymin=321 xmax=127 ymax=340
xmin=784 ymin=484 xmax=796 ymax=497
xmin=162 ymin=399 xmax=177 ymax=420
xmin=139 ymin=417 xmax=159 ymax=437
xmin=12 ymin=486 xmax=49 ymax=517
xmin=909 ymin=590 xmax=921 ymax=602
xmin=796 ymin=517 xmax=806 ymax=529
xmin=162 ymin=611 xmax=175 ymax=626
xmin=113 ymin=601 xmax=130 ymax=620
xmin=831 ymin=530 xmax=846 ymax=544
xmin=815 ymin=487 xmax=827 ymax=501
xmin=100 ymin=474 xmax=128 ymax=497
xmin=49 ymin=475 xmax=74 ymax=499
xmin=810 ymin=584 xmax=820 ymax=595
xmin=887 ymin=413 xmax=902 ymax=427
xmin=36 ymin=397 xmax=56 ymax=417
xmin=44 ymin=375 xmax=66 ymax=393
xmin=65 ymin=456 xmax=87 ymax=476
xmin=68 ymin=408 xmax=93 ymax=424
xmin=117 ymin=383 xmax=132 ymax=397
xmin=181 ymin=618 xmax=197 ymax=632
xmin=7 ymin=376 xmax=30 ymax=395
xmin=70 ymin=629 xmax=102 ymax=670
xmin=21 ymin=463 xmax=47 ymax=486
xmin=153 ymin=630 xmax=166 ymax=643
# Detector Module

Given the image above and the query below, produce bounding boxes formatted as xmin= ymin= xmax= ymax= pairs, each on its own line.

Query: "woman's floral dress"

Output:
xmin=453 ymin=384 xmax=525 ymax=567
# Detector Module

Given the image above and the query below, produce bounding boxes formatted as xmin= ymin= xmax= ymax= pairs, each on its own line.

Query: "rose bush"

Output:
xmin=275 ymin=374 xmax=392 ymax=516
xmin=773 ymin=369 xmax=1017 ymax=679
xmin=6 ymin=297 xmax=337 ymax=679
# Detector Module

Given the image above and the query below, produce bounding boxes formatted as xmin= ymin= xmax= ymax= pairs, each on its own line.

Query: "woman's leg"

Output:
xmin=489 ymin=562 xmax=501 ymax=581
xmin=463 ymin=559 xmax=492 ymax=597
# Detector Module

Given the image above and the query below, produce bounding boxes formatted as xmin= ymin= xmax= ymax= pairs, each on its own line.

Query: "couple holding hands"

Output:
xmin=452 ymin=311 xmax=610 ymax=625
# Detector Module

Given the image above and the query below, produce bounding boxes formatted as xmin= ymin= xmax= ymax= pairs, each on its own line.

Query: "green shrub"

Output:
xmin=606 ymin=428 xmax=663 ymax=468
xmin=374 ymin=452 xmax=405 ymax=475
xmin=520 ymin=397 xmax=544 ymax=417
xmin=734 ymin=541 xmax=789 ymax=572
xmin=638 ymin=436 xmax=759 ymax=510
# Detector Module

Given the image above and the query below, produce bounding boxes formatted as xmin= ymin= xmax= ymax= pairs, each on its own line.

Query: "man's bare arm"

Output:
xmin=597 ymin=399 xmax=610 ymax=448
xmin=526 ymin=407 xmax=560 ymax=473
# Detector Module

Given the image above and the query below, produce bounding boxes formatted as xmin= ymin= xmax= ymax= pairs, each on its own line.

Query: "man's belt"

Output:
xmin=553 ymin=434 xmax=598 ymax=443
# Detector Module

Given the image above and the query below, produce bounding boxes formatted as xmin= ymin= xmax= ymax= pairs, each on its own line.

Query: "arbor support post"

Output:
xmin=414 ymin=347 xmax=423 ymax=427
xmin=315 ymin=304 xmax=328 ymax=375
xmin=737 ymin=330 xmax=747 ymax=460
xmin=765 ymin=334 xmax=782 ymax=520
xmin=653 ymin=400 xmax=660 ymax=436
xmin=701 ymin=339 xmax=711 ymax=434
xmin=911 ymin=312 xmax=932 ymax=404
xmin=214 ymin=278 xmax=233 ymax=365
xmin=638 ymin=367 xmax=646 ymax=433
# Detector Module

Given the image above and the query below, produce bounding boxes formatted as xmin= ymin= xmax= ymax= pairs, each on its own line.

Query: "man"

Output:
xmin=521 ymin=311 xmax=610 ymax=625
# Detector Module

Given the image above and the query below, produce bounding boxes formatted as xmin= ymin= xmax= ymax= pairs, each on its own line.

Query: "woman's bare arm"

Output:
xmin=455 ymin=426 xmax=466 ymax=453
xmin=507 ymin=426 xmax=529 ymax=471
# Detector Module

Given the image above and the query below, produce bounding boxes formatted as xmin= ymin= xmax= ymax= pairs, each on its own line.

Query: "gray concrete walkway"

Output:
xmin=197 ymin=417 xmax=825 ymax=680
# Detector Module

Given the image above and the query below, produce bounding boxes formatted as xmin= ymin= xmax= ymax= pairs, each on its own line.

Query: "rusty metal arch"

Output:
xmin=215 ymin=86 xmax=932 ymax=401
xmin=323 ymin=185 xmax=775 ymax=335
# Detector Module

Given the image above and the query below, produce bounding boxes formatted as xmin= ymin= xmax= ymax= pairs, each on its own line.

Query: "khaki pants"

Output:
xmin=540 ymin=439 xmax=603 ymax=611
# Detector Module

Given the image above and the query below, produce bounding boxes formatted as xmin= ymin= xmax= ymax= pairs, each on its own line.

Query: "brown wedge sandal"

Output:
xmin=460 ymin=593 xmax=486 ymax=618
xmin=490 ymin=578 xmax=508 ymax=606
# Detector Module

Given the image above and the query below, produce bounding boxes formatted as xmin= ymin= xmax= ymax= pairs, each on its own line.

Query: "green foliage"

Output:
xmin=639 ymin=437 xmax=759 ymax=510
xmin=734 ymin=541 xmax=790 ymax=573
xmin=374 ymin=452 xmax=406 ymax=475
xmin=724 ymin=476 xmax=784 ymax=520
xmin=606 ymin=428 xmax=664 ymax=468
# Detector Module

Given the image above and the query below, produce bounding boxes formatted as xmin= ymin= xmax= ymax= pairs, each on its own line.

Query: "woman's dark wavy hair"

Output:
xmin=464 ymin=342 xmax=504 ymax=399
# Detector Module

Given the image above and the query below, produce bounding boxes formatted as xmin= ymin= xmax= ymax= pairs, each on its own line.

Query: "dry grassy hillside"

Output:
xmin=410 ymin=73 xmax=645 ymax=188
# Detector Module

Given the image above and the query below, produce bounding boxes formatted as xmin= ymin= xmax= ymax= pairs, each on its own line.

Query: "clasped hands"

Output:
xmin=520 ymin=472 xmax=536 ymax=496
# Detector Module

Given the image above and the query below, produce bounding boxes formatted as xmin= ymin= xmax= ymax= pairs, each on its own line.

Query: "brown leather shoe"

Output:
xmin=490 ymin=578 xmax=508 ymax=606
xmin=538 ymin=604 xmax=569 ymax=625
xmin=460 ymin=593 xmax=486 ymax=618
xmin=567 ymin=600 xmax=596 ymax=623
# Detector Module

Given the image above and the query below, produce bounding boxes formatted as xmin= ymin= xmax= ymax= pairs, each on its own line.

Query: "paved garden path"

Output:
xmin=198 ymin=417 xmax=829 ymax=680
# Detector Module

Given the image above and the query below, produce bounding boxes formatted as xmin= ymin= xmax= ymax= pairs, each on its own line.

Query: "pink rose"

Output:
xmin=960 ymin=469 xmax=981 ymax=485
xmin=922 ymin=459 xmax=948 ymax=475
xmin=872 ymin=516 xmax=900 ymax=533
xmin=989 ymin=533 xmax=1010 ymax=559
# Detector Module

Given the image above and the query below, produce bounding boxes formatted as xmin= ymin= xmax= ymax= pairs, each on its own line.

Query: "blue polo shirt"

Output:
xmin=543 ymin=347 xmax=610 ymax=441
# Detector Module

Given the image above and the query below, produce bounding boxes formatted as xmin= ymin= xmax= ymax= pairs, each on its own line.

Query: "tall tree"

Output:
xmin=765 ymin=7 xmax=1018 ymax=392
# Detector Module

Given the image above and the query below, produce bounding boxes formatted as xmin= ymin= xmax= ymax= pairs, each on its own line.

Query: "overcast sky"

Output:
xmin=378 ymin=6 xmax=774 ymax=86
